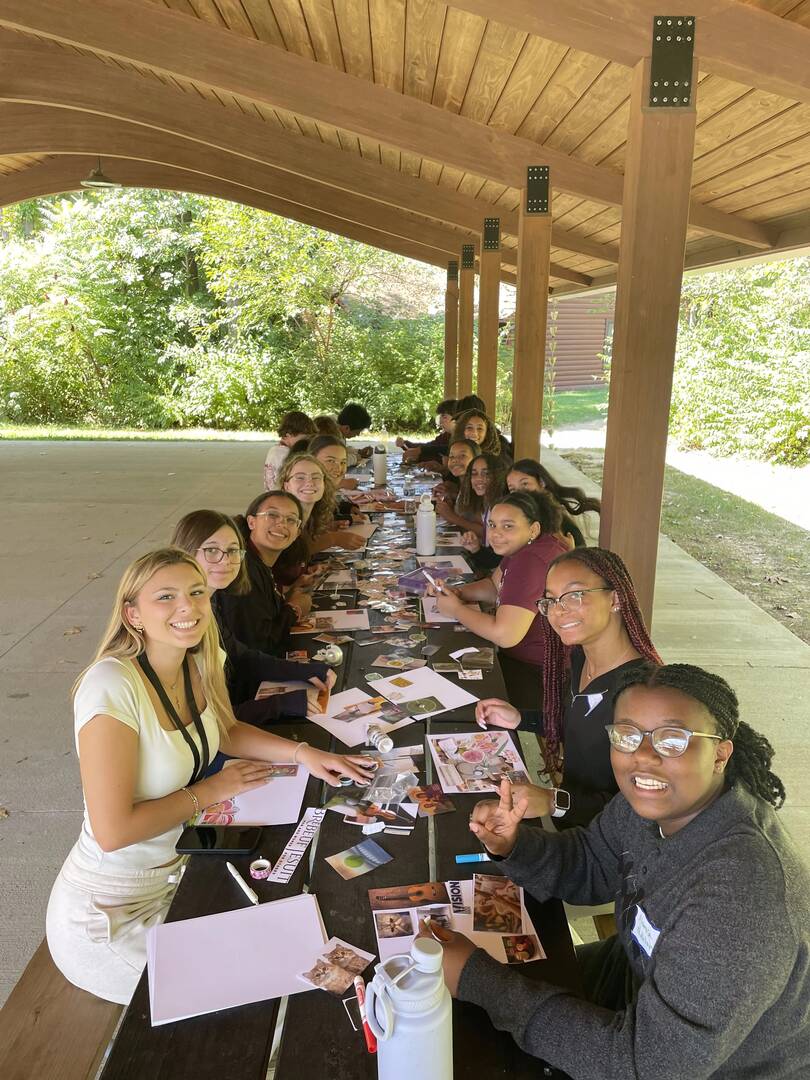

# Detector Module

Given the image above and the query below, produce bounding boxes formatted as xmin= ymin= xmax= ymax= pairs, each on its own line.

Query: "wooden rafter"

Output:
xmin=442 ymin=0 xmax=810 ymax=108
xmin=0 ymin=0 xmax=776 ymax=248
xmin=0 ymin=30 xmax=618 ymax=265
xmin=0 ymin=155 xmax=519 ymax=286
xmin=0 ymin=105 xmax=590 ymax=286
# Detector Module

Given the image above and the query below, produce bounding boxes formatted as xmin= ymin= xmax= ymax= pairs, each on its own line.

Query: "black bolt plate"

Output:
xmin=526 ymin=166 xmax=550 ymax=214
xmin=483 ymin=217 xmax=501 ymax=250
xmin=650 ymin=17 xmax=695 ymax=107
xmin=447 ymin=260 xmax=459 ymax=282
xmin=461 ymin=244 xmax=475 ymax=269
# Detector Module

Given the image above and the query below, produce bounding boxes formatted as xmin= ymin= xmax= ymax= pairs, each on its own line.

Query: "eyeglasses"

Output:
xmin=254 ymin=510 xmax=301 ymax=529
xmin=198 ymin=546 xmax=245 ymax=565
xmin=605 ymin=723 xmax=722 ymax=757
xmin=536 ymin=587 xmax=611 ymax=616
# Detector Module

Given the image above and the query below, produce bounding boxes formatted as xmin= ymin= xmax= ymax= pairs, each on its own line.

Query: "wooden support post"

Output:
xmin=599 ymin=35 xmax=698 ymax=624
xmin=512 ymin=167 xmax=551 ymax=460
xmin=444 ymin=261 xmax=459 ymax=397
xmin=457 ymin=243 xmax=476 ymax=397
xmin=477 ymin=218 xmax=501 ymax=415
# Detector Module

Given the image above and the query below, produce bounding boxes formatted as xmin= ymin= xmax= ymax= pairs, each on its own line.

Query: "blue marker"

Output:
xmin=455 ymin=852 xmax=491 ymax=864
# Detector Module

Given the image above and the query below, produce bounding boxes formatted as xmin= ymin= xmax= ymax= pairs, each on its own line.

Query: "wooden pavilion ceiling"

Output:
xmin=0 ymin=0 xmax=809 ymax=292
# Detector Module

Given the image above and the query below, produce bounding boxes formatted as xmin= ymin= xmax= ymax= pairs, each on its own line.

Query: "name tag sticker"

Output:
xmin=631 ymin=905 xmax=661 ymax=957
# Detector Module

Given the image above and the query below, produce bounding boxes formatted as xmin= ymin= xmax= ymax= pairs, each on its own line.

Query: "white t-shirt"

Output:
xmin=73 ymin=656 xmax=221 ymax=870
xmin=264 ymin=443 xmax=290 ymax=490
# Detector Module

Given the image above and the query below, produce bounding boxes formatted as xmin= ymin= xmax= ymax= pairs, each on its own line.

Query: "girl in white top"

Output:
xmin=46 ymin=547 xmax=374 ymax=1004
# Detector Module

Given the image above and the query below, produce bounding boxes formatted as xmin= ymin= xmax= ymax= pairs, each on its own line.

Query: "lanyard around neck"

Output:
xmin=137 ymin=653 xmax=210 ymax=785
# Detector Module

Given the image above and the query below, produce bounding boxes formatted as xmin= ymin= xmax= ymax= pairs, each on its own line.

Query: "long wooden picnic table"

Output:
xmin=101 ymin=458 xmax=579 ymax=1079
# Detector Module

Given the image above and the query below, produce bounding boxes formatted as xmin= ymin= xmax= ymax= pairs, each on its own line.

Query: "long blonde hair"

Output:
xmin=73 ymin=547 xmax=236 ymax=737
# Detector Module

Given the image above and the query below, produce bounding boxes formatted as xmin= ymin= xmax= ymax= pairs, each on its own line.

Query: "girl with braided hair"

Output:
xmin=476 ymin=547 xmax=661 ymax=827
xmin=429 ymin=664 xmax=809 ymax=1079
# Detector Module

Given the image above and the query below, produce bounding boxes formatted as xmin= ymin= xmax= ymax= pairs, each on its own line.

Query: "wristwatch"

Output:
xmin=551 ymin=788 xmax=571 ymax=818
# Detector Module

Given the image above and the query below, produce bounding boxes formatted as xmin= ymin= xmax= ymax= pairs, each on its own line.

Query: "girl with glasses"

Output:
xmin=430 ymin=492 xmax=568 ymax=710
xmin=171 ymin=509 xmax=335 ymax=724
xmin=45 ymin=548 xmax=374 ymax=1005
xmin=430 ymin=664 xmax=808 ymax=1079
xmin=477 ymin=548 xmax=660 ymax=826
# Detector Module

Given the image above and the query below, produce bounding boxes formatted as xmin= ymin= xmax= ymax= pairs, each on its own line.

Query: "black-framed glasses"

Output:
xmin=197 ymin=546 xmax=245 ymax=565
xmin=254 ymin=510 xmax=301 ymax=529
xmin=536 ymin=587 xmax=611 ymax=617
xmin=605 ymin=723 xmax=722 ymax=758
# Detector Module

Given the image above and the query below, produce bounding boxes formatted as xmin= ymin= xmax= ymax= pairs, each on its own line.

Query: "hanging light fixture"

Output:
xmin=80 ymin=157 xmax=121 ymax=189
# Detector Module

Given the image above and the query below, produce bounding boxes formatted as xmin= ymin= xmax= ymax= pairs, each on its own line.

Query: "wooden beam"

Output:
xmin=599 ymin=57 xmax=698 ymax=624
xmin=512 ymin=171 xmax=552 ymax=460
xmin=0 ymin=0 xmax=624 ymax=205
xmin=0 ymin=33 xmax=621 ymax=265
xmin=444 ymin=263 xmax=460 ymax=399
xmin=0 ymin=155 xmax=469 ymax=271
xmin=442 ymin=0 xmax=810 ymax=108
xmin=477 ymin=219 xmax=501 ymax=417
xmin=457 ymin=246 xmax=476 ymax=398
xmin=0 ymin=0 xmax=777 ymax=248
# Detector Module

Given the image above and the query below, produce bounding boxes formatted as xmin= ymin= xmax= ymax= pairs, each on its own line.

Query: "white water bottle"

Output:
xmin=373 ymin=443 xmax=387 ymax=486
xmin=416 ymin=493 xmax=436 ymax=556
xmin=365 ymin=938 xmax=453 ymax=1080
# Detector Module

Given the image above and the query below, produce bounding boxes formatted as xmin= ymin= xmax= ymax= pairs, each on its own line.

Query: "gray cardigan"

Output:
xmin=458 ymin=786 xmax=810 ymax=1079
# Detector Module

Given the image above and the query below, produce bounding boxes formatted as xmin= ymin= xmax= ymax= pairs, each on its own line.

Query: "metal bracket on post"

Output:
xmin=447 ymin=260 xmax=458 ymax=283
xmin=526 ymin=167 xmax=549 ymax=214
xmin=649 ymin=17 xmax=695 ymax=107
xmin=483 ymin=218 xmax=501 ymax=251
xmin=461 ymin=244 xmax=475 ymax=269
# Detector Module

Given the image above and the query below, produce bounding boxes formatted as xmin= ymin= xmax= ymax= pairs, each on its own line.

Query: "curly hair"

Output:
xmin=509 ymin=459 xmax=601 ymax=516
xmin=540 ymin=547 xmax=661 ymax=767
xmin=614 ymin=663 xmax=785 ymax=809
xmin=277 ymin=453 xmax=336 ymax=540
xmin=452 ymin=409 xmax=501 ymax=457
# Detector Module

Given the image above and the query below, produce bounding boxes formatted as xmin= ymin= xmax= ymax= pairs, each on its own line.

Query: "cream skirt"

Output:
xmin=46 ymin=839 xmax=185 ymax=1005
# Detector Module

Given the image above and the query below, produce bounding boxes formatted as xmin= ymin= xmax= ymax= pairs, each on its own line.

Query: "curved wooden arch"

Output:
xmin=0 ymin=155 xmax=521 ymax=286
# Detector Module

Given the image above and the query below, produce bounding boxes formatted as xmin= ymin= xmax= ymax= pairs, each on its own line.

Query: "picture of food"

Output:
xmin=374 ymin=911 xmax=414 ymax=938
xmin=472 ymin=875 xmax=523 ymax=934
xmin=502 ymin=934 xmax=543 ymax=964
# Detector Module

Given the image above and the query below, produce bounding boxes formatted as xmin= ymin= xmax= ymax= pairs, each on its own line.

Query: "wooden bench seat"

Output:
xmin=0 ymin=940 xmax=122 ymax=1080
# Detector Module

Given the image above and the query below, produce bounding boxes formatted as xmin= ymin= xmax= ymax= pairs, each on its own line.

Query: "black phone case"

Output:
xmin=175 ymin=825 xmax=262 ymax=856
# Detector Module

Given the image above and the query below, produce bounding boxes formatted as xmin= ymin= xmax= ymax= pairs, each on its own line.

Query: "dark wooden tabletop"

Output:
xmin=101 ymin=461 xmax=579 ymax=1080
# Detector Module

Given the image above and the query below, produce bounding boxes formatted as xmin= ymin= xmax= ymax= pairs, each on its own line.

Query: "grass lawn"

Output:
xmin=563 ymin=449 xmax=810 ymax=646
xmin=550 ymin=385 xmax=608 ymax=428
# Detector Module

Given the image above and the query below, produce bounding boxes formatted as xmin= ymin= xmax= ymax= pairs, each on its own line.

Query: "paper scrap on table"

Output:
xmin=422 ymin=595 xmax=480 ymax=624
xmin=197 ymin=759 xmax=309 ymax=826
xmin=426 ymin=731 xmax=531 ymax=794
xmin=416 ymin=555 xmax=473 ymax=574
xmin=266 ymin=807 xmax=327 ymax=883
xmin=297 ymin=936 xmax=375 ymax=996
xmin=255 ymin=678 xmax=329 ymax=713
xmin=290 ymin=608 xmax=371 ymax=634
xmin=367 ymin=879 xmax=544 ymax=966
xmin=326 ymin=838 xmax=392 ymax=880
xmin=309 ymin=687 xmax=416 ymax=748
xmin=436 ymin=532 xmax=464 ymax=545
xmin=371 ymin=654 xmax=427 ymax=671
xmin=449 ymin=647 xmax=479 ymax=661
xmin=323 ymin=522 xmax=378 ymax=551
xmin=408 ymin=784 xmax=456 ymax=817
xmin=147 ymin=892 xmax=327 ymax=1025
xmin=371 ymin=665 xmax=478 ymax=720
xmin=319 ymin=569 xmax=357 ymax=587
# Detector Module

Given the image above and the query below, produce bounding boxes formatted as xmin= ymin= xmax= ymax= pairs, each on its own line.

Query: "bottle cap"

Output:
xmin=411 ymin=936 xmax=443 ymax=973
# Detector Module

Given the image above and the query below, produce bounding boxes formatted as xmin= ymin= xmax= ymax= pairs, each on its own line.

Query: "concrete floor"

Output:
xmin=1 ymin=440 xmax=807 ymax=1006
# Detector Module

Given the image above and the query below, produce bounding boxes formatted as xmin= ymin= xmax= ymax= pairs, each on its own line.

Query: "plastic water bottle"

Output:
xmin=416 ymin=493 xmax=436 ymax=556
xmin=365 ymin=938 xmax=453 ymax=1080
xmin=373 ymin=443 xmax=387 ymax=486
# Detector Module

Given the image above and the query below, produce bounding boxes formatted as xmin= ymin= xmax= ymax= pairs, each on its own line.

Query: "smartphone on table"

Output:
xmin=176 ymin=825 xmax=262 ymax=856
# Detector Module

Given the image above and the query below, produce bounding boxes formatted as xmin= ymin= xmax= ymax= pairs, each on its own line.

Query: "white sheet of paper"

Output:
xmin=291 ymin=608 xmax=371 ymax=634
xmin=421 ymin=596 xmax=480 ymax=623
xmin=319 ymin=569 xmax=356 ymax=587
xmin=416 ymin=555 xmax=473 ymax=574
xmin=147 ymin=893 xmax=326 ymax=1025
xmin=372 ymin=665 xmax=478 ymax=719
xmin=426 ymin=731 xmax=530 ymax=794
xmin=200 ymin=760 xmax=309 ymax=825
xmin=370 ymin=880 xmax=543 ymax=965
xmin=309 ymin=687 xmax=415 ymax=748
xmin=340 ymin=521 xmax=379 ymax=540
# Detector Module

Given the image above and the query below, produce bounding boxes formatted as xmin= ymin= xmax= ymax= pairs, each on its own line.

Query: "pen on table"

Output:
xmin=226 ymin=861 xmax=259 ymax=905
xmin=353 ymin=976 xmax=377 ymax=1054
xmin=455 ymin=852 xmax=492 ymax=864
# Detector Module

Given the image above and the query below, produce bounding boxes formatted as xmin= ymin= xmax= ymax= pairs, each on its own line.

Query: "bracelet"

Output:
xmin=292 ymin=741 xmax=309 ymax=765
xmin=182 ymin=786 xmax=200 ymax=818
